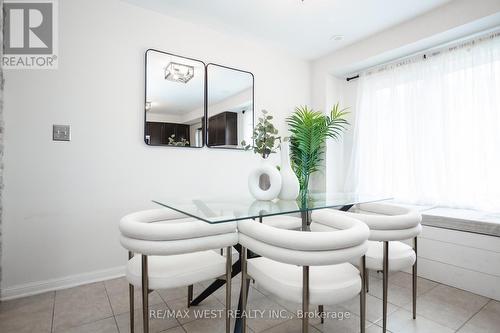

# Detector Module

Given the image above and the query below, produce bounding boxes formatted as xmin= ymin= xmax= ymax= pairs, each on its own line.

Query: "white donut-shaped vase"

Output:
xmin=248 ymin=163 xmax=282 ymax=201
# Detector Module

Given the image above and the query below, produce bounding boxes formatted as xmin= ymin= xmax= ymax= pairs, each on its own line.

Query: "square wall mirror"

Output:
xmin=206 ymin=64 xmax=254 ymax=149
xmin=145 ymin=49 xmax=205 ymax=147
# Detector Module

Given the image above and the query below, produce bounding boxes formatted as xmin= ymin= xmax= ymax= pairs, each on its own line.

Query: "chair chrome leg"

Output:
xmin=128 ymin=252 xmax=134 ymax=333
xmin=187 ymin=285 xmax=193 ymax=308
xmin=141 ymin=255 xmax=149 ymax=333
xmin=382 ymin=242 xmax=389 ymax=333
xmin=360 ymin=255 xmax=366 ymax=333
xmin=302 ymin=266 xmax=309 ymax=333
xmin=241 ymin=246 xmax=248 ymax=333
xmin=318 ymin=305 xmax=324 ymax=324
xmin=366 ymin=268 xmax=369 ymax=293
xmin=226 ymin=246 xmax=232 ymax=333
xmin=413 ymin=236 xmax=417 ymax=319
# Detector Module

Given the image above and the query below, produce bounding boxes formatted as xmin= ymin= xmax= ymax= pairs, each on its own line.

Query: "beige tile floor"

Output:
xmin=0 ymin=271 xmax=498 ymax=333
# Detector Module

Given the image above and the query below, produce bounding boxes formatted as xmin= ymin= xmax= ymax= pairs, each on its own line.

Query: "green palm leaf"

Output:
xmin=286 ymin=103 xmax=349 ymax=194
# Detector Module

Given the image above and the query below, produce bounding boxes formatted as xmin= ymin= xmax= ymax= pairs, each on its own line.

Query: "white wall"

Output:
xmin=311 ymin=0 xmax=500 ymax=192
xmin=146 ymin=112 xmax=183 ymax=123
xmin=208 ymin=88 xmax=253 ymax=116
xmin=1 ymin=0 xmax=310 ymax=298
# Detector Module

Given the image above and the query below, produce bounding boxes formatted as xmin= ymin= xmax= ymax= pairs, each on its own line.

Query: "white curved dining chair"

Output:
xmin=238 ymin=212 xmax=370 ymax=333
xmin=313 ymin=203 xmax=422 ymax=333
xmin=259 ymin=215 xmax=303 ymax=230
xmin=119 ymin=208 xmax=238 ymax=333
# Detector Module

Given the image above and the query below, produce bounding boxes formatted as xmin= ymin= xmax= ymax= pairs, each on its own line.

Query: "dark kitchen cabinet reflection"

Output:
xmin=145 ymin=122 xmax=190 ymax=146
xmin=208 ymin=111 xmax=238 ymax=146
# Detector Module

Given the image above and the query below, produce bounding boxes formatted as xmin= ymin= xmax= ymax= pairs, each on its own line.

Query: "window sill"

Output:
xmin=387 ymin=202 xmax=500 ymax=237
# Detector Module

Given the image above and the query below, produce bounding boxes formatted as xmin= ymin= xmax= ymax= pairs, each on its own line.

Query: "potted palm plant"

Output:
xmin=286 ymin=103 xmax=349 ymax=200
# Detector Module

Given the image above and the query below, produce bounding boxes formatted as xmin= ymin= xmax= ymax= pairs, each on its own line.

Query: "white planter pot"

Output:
xmin=248 ymin=157 xmax=282 ymax=201
xmin=278 ymin=142 xmax=300 ymax=200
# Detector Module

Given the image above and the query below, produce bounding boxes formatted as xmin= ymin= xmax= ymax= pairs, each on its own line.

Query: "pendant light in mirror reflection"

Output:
xmin=164 ymin=62 xmax=195 ymax=83
xmin=144 ymin=49 xmax=205 ymax=147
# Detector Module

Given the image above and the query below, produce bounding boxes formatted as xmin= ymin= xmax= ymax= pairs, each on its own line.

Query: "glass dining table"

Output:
xmin=153 ymin=192 xmax=389 ymax=333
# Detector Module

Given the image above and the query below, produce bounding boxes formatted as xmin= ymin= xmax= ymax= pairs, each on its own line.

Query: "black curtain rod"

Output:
xmin=345 ymin=54 xmax=430 ymax=82
xmin=343 ymin=28 xmax=500 ymax=83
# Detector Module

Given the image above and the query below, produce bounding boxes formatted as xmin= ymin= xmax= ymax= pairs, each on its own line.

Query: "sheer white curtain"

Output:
xmin=346 ymin=32 xmax=500 ymax=212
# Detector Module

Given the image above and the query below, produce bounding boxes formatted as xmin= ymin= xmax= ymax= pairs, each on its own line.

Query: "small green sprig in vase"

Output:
xmin=242 ymin=110 xmax=281 ymax=158
xmin=242 ymin=110 xmax=282 ymax=198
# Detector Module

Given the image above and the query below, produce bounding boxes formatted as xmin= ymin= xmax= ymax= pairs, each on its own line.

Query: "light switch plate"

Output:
xmin=53 ymin=125 xmax=70 ymax=141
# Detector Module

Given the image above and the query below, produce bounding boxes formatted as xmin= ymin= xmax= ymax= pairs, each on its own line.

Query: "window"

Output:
xmin=346 ymin=32 xmax=500 ymax=212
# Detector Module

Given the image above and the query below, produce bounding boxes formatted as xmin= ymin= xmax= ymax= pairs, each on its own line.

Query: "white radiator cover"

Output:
xmin=403 ymin=226 xmax=500 ymax=301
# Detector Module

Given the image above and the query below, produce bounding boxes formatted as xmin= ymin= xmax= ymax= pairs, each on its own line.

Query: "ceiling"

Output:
xmin=124 ymin=0 xmax=452 ymax=59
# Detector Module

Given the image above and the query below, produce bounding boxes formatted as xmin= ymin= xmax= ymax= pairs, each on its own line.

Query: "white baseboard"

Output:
xmin=411 ymin=257 xmax=500 ymax=301
xmin=0 ymin=266 xmax=125 ymax=301
xmin=1 ymin=250 xmax=236 ymax=301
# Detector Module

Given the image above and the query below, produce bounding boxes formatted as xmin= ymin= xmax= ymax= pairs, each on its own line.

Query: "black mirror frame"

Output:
xmin=205 ymin=63 xmax=255 ymax=150
xmin=144 ymin=50 xmax=255 ymax=150
xmin=144 ymin=49 xmax=206 ymax=148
